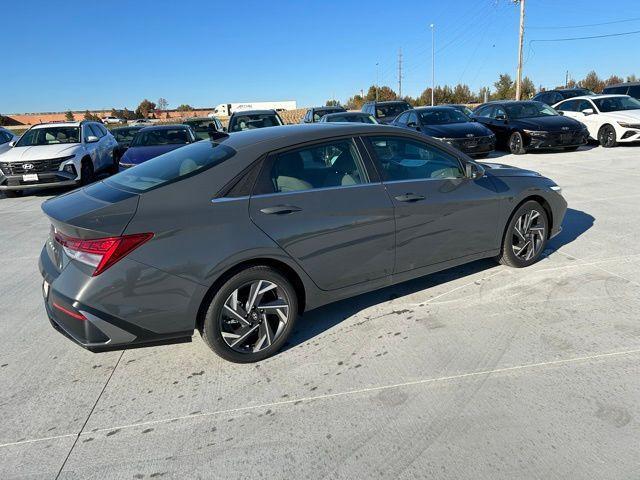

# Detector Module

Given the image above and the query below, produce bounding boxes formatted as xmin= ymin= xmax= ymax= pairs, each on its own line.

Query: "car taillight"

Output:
xmin=54 ymin=231 xmax=153 ymax=276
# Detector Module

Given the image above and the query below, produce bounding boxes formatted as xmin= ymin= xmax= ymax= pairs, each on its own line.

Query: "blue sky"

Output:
xmin=3 ymin=0 xmax=639 ymax=113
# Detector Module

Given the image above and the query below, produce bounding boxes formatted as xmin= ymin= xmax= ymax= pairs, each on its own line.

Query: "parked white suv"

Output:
xmin=554 ymin=94 xmax=640 ymax=147
xmin=0 ymin=121 xmax=118 ymax=197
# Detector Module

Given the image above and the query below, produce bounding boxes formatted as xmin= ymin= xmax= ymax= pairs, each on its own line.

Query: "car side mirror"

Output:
xmin=581 ymin=108 xmax=594 ymax=116
xmin=495 ymin=114 xmax=506 ymax=121
xmin=86 ymin=135 xmax=99 ymax=143
xmin=407 ymin=121 xmax=417 ymax=128
xmin=557 ymin=111 xmax=564 ymax=116
xmin=8 ymin=140 xmax=15 ymax=147
xmin=465 ymin=162 xmax=485 ymax=180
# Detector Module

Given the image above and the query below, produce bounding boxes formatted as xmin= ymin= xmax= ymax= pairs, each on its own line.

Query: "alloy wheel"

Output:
xmin=219 ymin=280 xmax=290 ymax=353
xmin=509 ymin=132 xmax=524 ymax=154
xmin=511 ymin=209 xmax=546 ymax=261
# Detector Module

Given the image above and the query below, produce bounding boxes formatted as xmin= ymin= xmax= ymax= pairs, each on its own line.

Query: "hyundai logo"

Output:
xmin=561 ymin=127 xmax=569 ymax=131
xmin=466 ymin=133 xmax=474 ymax=138
xmin=23 ymin=163 xmax=34 ymax=170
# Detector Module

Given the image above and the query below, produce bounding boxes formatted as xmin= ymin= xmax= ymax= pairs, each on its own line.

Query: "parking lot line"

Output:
xmin=2 ymin=347 xmax=639 ymax=451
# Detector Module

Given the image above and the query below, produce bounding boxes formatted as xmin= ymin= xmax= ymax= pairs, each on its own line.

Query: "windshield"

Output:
xmin=593 ymin=96 xmax=640 ymax=112
xmin=105 ymin=140 xmax=236 ymax=193
xmin=562 ymin=89 xmax=594 ymax=99
xmin=16 ymin=127 xmax=79 ymax=147
xmin=419 ymin=109 xmax=470 ymax=125
xmin=131 ymin=128 xmax=191 ymax=147
xmin=184 ymin=120 xmax=220 ymax=140
xmin=376 ymin=103 xmax=410 ymax=118
xmin=504 ymin=102 xmax=557 ymax=119
xmin=229 ymin=114 xmax=282 ymax=132
xmin=323 ymin=114 xmax=377 ymax=124
xmin=313 ymin=108 xmax=346 ymax=121
xmin=112 ymin=128 xmax=142 ymax=145
xmin=452 ymin=105 xmax=474 ymax=117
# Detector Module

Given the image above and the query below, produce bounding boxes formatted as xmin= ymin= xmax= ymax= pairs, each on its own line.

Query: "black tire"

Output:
xmin=3 ymin=190 xmax=21 ymax=198
xmin=497 ymin=200 xmax=549 ymax=268
xmin=108 ymin=153 xmax=119 ymax=175
xmin=563 ymin=146 xmax=580 ymax=152
xmin=201 ymin=266 xmax=299 ymax=363
xmin=80 ymin=159 xmax=95 ymax=186
xmin=598 ymin=125 xmax=617 ymax=148
xmin=508 ymin=131 xmax=526 ymax=155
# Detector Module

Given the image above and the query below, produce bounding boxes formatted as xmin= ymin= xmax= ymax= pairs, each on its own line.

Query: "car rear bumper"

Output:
xmin=0 ymin=171 xmax=78 ymax=190
xmin=39 ymin=244 xmax=205 ymax=352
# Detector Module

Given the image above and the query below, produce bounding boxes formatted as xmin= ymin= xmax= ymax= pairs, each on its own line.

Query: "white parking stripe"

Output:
xmin=2 ymin=347 xmax=639 ymax=450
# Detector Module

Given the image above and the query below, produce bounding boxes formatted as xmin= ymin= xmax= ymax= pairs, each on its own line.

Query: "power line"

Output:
xmin=529 ymin=17 xmax=640 ymax=30
xmin=529 ymin=29 xmax=640 ymax=43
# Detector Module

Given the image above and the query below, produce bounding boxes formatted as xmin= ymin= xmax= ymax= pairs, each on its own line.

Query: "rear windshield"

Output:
xmin=376 ymin=103 xmax=410 ymax=118
xmin=105 ymin=140 xmax=236 ymax=192
xmin=131 ymin=128 xmax=191 ymax=146
xmin=229 ymin=114 xmax=282 ymax=131
xmin=112 ymin=128 xmax=142 ymax=144
xmin=323 ymin=113 xmax=376 ymax=123
xmin=561 ymin=89 xmax=593 ymax=99
xmin=593 ymin=96 xmax=640 ymax=112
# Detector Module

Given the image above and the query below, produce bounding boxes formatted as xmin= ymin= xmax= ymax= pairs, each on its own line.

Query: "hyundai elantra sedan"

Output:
xmin=39 ymin=124 xmax=566 ymax=362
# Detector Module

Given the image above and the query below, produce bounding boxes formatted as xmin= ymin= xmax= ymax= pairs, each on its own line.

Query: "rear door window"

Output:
xmin=254 ymin=139 xmax=369 ymax=194
xmin=628 ymin=86 xmax=640 ymax=98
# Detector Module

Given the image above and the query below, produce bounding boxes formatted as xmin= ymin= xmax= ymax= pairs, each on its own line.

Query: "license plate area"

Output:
xmin=22 ymin=173 xmax=39 ymax=182
xmin=560 ymin=133 xmax=572 ymax=143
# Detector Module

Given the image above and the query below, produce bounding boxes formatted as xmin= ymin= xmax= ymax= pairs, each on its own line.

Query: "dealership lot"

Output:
xmin=1 ymin=145 xmax=639 ymax=479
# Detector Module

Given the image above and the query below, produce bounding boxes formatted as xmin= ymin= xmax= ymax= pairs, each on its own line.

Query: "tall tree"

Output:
xmin=493 ymin=74 xmax=514 ymax=100
xmin=452 ymin=84 xmax=473 ymax=104
xmin=579 ymin=71 xmax=604 ymax=93
xmin=345 ymin=95 xmax=365 ymax=110
xmin=65 ymin=111 xmax=75 ymax=121
xmin=365 ymin=85 xmax=397 ymax=102
xmin=325 ymin=99 xmax=340 ymax=107
xmin=157 ymin=98 xmax=169 ymax=111
xmin=176 ymin=104 xmax=194 ymax=112
xmin=627 ymin=74 xmax=638 ymax=82
xmin=604 ymin=75 xmax=623 ymax=87
xmin=136 ymin=99 xmax=156 ymax=118
xmin=520 ymin=76 xmax=536 ymax=99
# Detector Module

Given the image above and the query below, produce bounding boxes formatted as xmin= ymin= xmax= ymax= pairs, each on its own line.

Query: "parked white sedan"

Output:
xmin=554 ymin=94 xmax=640 ymax=147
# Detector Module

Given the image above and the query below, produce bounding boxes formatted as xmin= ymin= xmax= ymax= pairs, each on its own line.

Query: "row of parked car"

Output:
xmin=2 ymin=82 xmax=640 ymax=197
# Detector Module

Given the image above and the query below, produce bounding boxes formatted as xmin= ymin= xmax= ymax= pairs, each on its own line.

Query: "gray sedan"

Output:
xmin=39 ymin=123 xmax=566 ymax=362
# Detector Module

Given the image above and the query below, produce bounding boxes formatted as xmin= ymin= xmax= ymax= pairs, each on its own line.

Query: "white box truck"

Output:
xmin=209 ymin=100 xmax=297 ymax=117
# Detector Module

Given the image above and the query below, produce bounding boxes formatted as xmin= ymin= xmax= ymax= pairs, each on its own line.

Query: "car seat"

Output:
xmin=274 ymin=153 xmax=313 ymax=192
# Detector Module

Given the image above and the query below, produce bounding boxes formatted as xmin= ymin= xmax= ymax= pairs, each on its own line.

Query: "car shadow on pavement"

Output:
xmin=546 ymin=207 xmax=594 ymax=252
xmin=284 ymin=207 xmax=594 ymax=353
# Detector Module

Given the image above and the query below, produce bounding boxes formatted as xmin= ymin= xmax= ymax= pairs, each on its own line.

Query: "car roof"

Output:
xmin=323 ymin=111 xmax=368 ymax=117
xmin=31 ymin=122 xmax=83 ymax=128
xmin=222 ymin=123 xmax=401 ymax=152
xmin=111 ymin=125 xmax=144 ymax=131
xmin=184 ymin=117 xmax=214 ymax=121
xmin=364 ymin=100 xmax=409 ymax=105
xmin=138 ymin=124 xmax=190 ymax=131
xmin=605 ymin=82 xmax=640 ymax=87
xmin=231 ymin=109 xmax=277 ymax=116
xmin=414 ymin=106 xmax=458 ymax=111
xmin=477 ymin=100 xmax=541 ymax=106
xmin=558 ymin=94 xmax=629 ymax=101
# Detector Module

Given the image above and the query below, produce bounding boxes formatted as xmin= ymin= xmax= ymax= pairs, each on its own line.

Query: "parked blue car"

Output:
xmin=118 ymin=125 xmax=197 ymax=170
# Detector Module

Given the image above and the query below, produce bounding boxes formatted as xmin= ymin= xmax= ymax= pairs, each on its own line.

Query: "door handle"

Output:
xmin=260 ymin=205 xmax=302 ymax=215
xmin=394 ymin=193 xmax=425 ymax=203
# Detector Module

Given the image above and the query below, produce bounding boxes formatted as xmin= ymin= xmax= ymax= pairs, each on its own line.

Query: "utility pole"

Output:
xmin=565 ymin=70 xmax=569 ymax=87
xmin=376 ymin=62 xmax=379 ymax=102
xmin=398 ymin=48 xmax=403 ymax=98
xmin=515 ymin=0 xmax=525 ymax=100
xmin=430 ymin=24 xmax=435 ymax=106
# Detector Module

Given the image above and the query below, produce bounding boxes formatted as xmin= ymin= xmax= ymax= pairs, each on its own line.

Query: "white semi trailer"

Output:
xmin=209 ymin=100 xmax=297 ymax=117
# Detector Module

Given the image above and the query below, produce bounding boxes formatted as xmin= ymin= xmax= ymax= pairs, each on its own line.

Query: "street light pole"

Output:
xmin=376 ymin=62 xmax=379 ymax=102
xmin=430 ymin=23 xmax=435 ymax=106
xmin=515 ymin=0 xmax=526 ymax=100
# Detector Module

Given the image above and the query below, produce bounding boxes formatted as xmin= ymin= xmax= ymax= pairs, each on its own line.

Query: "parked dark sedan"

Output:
xmin=532 ymin=88 xmax=595 ymax=106
xmin=110 ymin=126 xmax=145 ymax=162
xmin=472 ymin=101 xmax=588 ymax=154
xmin=301 ymin=106 xmax=347 ymax=123
xmin=392 ymin=106 xmax=495 ymax=157
xmin=362 ymin=100 xmax=412 ymax=124
xmin=118 ymin=125 xmax=196 ymax=169
xmin=183 ymin=116 xmax=225 ymax=140
xmin=445 ymin=104 xmax=475 ymax=117
xmin=39 ymin=123 xmax=566 ymax=362
xmin=319 ymin=111 xmax=378 ymax=124
xmin=228 ymin=110 xmax=284 ymax=132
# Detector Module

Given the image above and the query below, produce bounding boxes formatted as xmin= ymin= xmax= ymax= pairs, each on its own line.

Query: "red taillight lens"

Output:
xmin=54 ymin=231 xmax=153 ymax=276
xmin=52 ymin=301 xmax=87 ymax=320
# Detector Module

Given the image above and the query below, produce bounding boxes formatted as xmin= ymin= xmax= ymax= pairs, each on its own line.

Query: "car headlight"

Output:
xmin=550 ymin=185 xmax=562 ymax=194
xmin=523 ymin=130 xmax=548 ymax=137
xmin=617 ymin=121 xmax=640 ymax=129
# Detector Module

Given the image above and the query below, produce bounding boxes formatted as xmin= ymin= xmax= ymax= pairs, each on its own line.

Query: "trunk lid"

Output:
xmin=41 ymin=181 xmax=140 ymax=239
